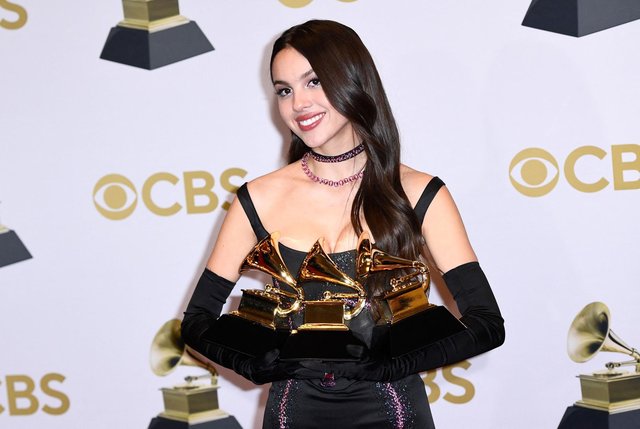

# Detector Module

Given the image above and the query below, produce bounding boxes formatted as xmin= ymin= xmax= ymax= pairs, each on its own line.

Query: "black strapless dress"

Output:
xmin=235 ymin=182 xmax=445 ymax=429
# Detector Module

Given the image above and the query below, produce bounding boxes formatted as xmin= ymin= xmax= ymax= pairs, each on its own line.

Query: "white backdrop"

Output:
xmin=1 ymin=1 xmax=639 ymax=428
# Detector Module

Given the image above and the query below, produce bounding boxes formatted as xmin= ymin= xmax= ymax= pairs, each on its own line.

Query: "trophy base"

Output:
xmin=557 ymin=405 xmax=640 ymax=429
xmin=148 ymin=384 xmax=242 ymax=429
xmin=0 ymin=229 xmax=32 ymax=268
xmin=100 ymin=21 xmax=214 ymax=70
xmin=279 ymin=330 xmax=367 ymax=361
xmin=203 ymin=314 xmax=289 ymax=357
xmin=148 ymin=415 xmax=242 ymax=429
xmin=576 ymin=372 xmax=640 ymax=412
xmin=522 ymin=0 xmax=640 ymax=37
xmin=372 ymin=305 xmax=466 ymax=358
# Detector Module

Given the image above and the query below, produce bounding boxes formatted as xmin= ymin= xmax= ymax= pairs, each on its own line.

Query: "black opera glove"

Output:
xmin=181 ymin=268 xmax=311 ymax=384
xmin=199 ymin=342 xmax=312 ymax=385
xmin=296 ymin=262 xmax=505 ymax=383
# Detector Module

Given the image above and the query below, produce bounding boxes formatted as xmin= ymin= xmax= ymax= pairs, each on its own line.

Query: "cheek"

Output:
xmin=277 ymin=101 xmax=290 ymax=122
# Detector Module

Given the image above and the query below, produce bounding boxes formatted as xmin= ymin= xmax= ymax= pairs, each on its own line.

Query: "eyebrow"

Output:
xmin=273 ymin=68 xmax=316 ymax=86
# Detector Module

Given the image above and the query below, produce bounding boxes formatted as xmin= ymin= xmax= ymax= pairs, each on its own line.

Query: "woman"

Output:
xmin=182 ymin=19 xmax=505 ymax=429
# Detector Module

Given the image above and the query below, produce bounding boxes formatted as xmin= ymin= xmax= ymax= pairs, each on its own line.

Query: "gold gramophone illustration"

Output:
xmin=0 ymin=202 xmax=32 ymax=268
xmin=204 ymin=232 xmax=302 ymax=357
xmin=357 ymin=233 xmax=466 ymax=357
xmin=147 ymin=319 xmax=241 ymax=429
xmin=100 ymin=0 xmax=214 ymax=70
xmin=566 ymin=302 xmax=640 ymax=413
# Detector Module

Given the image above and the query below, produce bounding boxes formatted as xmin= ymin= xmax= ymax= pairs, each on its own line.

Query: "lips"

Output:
xmin=296 ymin=112 xmax=325 ymax=131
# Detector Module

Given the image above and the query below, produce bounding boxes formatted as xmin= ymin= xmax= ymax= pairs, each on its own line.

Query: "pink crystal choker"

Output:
xmin=301 ymin=152 xmax=364 ymax=187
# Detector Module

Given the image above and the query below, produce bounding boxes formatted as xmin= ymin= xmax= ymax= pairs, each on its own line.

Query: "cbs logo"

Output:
xmin=0 ymin=0 xmax=27 ymax=30
xmin=509 ymin=144 xmax=639 ymax=197
xmin=93 ymin=168 xmax=247 ymax=220
xmin=0 ymin=373 xmax=69 ymax=416
xmin=279 ymin=0 xmax=357 ymax=8
xmin=421 ymin=360 xmax=475 ymax=404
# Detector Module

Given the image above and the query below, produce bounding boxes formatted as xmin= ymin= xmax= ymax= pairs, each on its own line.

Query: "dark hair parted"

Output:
xmin=270 ymin=20 xmax=425 ymax=295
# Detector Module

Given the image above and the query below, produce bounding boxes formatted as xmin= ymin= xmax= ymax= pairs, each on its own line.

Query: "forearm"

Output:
xmin=181 ymin=268 xmax=234 ymax=352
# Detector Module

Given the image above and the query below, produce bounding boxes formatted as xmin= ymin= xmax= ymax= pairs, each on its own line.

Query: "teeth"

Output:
xmin=299 ymin=113 xmax=323 ymax=127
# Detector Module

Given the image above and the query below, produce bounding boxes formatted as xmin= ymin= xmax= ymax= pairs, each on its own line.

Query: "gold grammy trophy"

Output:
xmin=204 ymin=233 xmax=303 ymax=357
xmin=558 ymin=302 xmax=640 ymax=429
xmin=357 ymin=233 xmax=466 ymax=357
xmin=278 ymin=239 xmax=368 ymax=360
xmin=100 ymin=0 xmax=214 ymax=69
xmin=147 ymin=319 xmax=241 ymax=429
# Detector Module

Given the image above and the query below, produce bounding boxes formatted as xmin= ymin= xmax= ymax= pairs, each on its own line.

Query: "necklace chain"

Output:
xmin=301 ymin=152 xmax=364 ymax=187
xmin=310 ymin=142 xmax=365 ymax=163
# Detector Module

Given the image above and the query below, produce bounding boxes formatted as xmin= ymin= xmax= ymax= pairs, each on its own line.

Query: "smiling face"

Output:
xmin=271 ymin=47 xmax=357 ymax=154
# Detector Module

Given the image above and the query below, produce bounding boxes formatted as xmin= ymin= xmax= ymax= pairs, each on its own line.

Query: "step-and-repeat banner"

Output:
xmin=1 ymin=1 xmax=638 ymax=428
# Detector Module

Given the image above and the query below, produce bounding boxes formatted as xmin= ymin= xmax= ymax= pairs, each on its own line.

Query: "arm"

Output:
xmin=181 ymin=194 xmax=256 ymax=341
xmin=180 ymin=195 xmax=296 ymax=384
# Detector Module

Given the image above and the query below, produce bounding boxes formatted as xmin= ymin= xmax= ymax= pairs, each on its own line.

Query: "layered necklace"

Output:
xmin=301 ymin=143 xmax=365 ymax=187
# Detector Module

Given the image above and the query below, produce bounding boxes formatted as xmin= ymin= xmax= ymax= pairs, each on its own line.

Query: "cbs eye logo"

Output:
xmin=93 ymin=168 xmax=247 ymax=220
xmin=509 ymin=145 xmax=639 ymax=197
xmin=279 ymin=0 xmax=356 ymax=8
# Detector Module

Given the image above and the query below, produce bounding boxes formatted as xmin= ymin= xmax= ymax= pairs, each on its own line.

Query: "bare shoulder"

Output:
xmin=246 ymin=162 xmax=300 ymax=198
xmin=400 ymin=164 xmax=435 ymax=207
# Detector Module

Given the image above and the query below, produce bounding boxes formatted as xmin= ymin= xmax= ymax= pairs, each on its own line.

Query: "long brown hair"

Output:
xmin=270 ymin=20 xmax=425 ymax=295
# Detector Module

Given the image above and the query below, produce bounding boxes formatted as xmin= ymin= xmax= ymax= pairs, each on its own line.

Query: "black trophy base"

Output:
xmin=557 ymin=405 xmax=640 ymax=429
xmin=204 ymin=314 xmax=289 ymax=357
xmin=279 ymin=330 xmax=367 ymax=361
xmin=0 ymin=230 xmax=32 ymax=268
xmin=100 ymin=21 xmax=214 ymax=70
xmin=522 ymin=0 xmax=640 ymax=37
xmin=373 ymin=306 xmax=466 ymax=358
xmin=148 ymin=416 xmax=242 ymax=429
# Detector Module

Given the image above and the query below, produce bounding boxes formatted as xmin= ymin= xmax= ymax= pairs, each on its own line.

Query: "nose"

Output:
xmin=292 ymin=91 xmax=311 ymax=111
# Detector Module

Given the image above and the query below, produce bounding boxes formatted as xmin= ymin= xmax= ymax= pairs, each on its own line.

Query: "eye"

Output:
xmin=93 ymin=174 xmax=138 ymax=220
xmin=509 ymin=148 xmax=559 ymax=197
xmin=275 ymin=87 xmax=291 ymax=98
xmin=307 ymin=77 xmax=321 ymax=88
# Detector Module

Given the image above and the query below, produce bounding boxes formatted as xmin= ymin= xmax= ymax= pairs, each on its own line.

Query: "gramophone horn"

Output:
xmin=150 ymin=319 xmax=216 ymax=377
xmin=356 ymin=231 xmax=430 ymax=292
xmin=298 ymin=239 xmax=367 ymax=319
xmin=567 ymin=301 xmax=640 ymax=363
xmin=239 ymin=232 xmax=303 ymax=316
xmin=240 ymin=232 xmax=297 ymax=288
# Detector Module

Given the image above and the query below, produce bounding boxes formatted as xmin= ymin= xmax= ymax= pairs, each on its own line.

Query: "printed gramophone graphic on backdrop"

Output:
xmin=147 ymin=319 xmax=241 ymax=429
xmin=205 ymin=231 xmax=466 ymax=361
xmin=558 ymin=302 xmax=640 ymax=429
xmin=0 ymin=202 xmax=32 ymax=268
xmin=100 ymin=0 xmax=214 ymax=70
